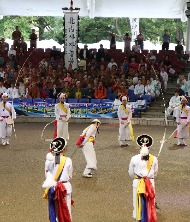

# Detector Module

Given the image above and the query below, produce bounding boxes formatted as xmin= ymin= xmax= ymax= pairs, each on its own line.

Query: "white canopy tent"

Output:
xmin=0 ymin=0 xmax=187 ymax=19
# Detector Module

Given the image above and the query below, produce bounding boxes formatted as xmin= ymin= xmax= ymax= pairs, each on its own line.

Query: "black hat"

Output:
xmin=136 ymin=134 xmax=153 ymax=148
xmin=50 ymin=137 xmax=67 ymax=154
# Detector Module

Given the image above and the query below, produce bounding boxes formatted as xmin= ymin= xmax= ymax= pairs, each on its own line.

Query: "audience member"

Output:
xmin=12 ymin=26 xmax=22 ymax=49
xmin=109 ymin=32 xmax=116 ymax=50
xmin=175 ymin=40 xmax=184 ymax=54
xmin=137 ymin=32 xmax=144 ymax=51
xmin=166 ymin=91 xmax=180 ymax=118
xmin=162 ymin=29 xmax=170 ymax=50
xmin=29 ymin=29 xmax=37 ymax=48
xmin=94 ymin=81 xmax=107 ymax=99
xmin=123 ymin=33 xmax=131 ymax=53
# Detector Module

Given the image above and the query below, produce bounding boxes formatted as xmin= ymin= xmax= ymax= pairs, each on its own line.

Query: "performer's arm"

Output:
xmin=68 ymin=158 xmax=73 ymax=181
xmin=66 ymin=105 xmax=71 ymax=122
xmin=55 ymin=104 xmax=59 ymax=120
xmin=11 ymin=104 xmax=16 ymax=119
xmin=186 ymin=107 xmax=190 ymax=124
xmin=117 ymin=106 xmax=122 ymax=121
xmin=153 ymin=157 xmax=158 ymax=177
xmin=128 ymin=106 xmax=132 ymax=123
xmin=82 ymin=125 xmax=96 ymax=145
xmin=128 ymin=157 xmax=135 ymax=178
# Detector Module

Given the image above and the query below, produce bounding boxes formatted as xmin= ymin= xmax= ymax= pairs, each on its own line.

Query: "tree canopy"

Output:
xmin=0 ymin=16 xmax=187 ymax=45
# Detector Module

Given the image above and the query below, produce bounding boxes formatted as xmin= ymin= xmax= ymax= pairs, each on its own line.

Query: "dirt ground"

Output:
xmin=0 ymin=122 xmax=190 ymax=222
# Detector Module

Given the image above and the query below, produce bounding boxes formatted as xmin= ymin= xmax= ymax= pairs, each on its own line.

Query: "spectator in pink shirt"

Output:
xmin=64 ymin=73 xmax=72 ymax=83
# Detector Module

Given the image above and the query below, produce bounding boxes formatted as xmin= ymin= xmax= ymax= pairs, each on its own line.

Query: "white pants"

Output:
xmin=167 ymin=106 xmax=178 ymax=117
xmin=132 ymin=179 xmax=155 ymax=219
xmin=82 ymin=142 xmax=97 ymax=174
xmin=0 ymin=119 xmax=12 ymax=143
xmin=118 ymin=121 xmax=131 ymax=145
xmin=177 ymin=121 xmax=189 ymax=139
xmin=57 ymin=120 xmax=69 ymax=140
xmin=163 ymin=81 xmax=167 ymax=91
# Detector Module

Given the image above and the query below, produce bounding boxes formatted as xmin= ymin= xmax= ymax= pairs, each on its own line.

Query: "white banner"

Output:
xmin=64 ymin=11 xmax=79 ymax=69
xmin=130 ymin=18 xmax=139 ymax=42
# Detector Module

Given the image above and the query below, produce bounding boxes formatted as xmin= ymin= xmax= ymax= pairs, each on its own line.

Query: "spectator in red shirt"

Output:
xmin=94 ymin=81 xmax=107 ymax=99
xmin=129 ymin=58 xmax=138 ymax=71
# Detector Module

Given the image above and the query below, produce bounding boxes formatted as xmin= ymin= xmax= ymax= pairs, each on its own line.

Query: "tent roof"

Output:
xmin=0 ymin=0 xmax=187 ymax=19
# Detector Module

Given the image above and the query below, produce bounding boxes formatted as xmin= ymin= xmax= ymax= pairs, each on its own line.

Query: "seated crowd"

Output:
xmin=0 ymin=39 xmax=187 ymax=104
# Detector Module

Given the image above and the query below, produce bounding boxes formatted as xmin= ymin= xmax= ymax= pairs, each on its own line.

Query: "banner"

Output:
xmin=130 ymin=18 xmax=139 ymax=42
xmin=64 ymin=11 xmax=79 ymax=69
xmin=14 ymin=100 xmax=146 ymax=118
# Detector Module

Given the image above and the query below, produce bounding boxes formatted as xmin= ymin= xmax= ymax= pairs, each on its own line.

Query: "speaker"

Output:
xmin=185 ymin=9 xmax=190 ymax=18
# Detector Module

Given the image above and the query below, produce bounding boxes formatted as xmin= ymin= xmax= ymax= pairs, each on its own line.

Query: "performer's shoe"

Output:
xmin=6 ymin=141 xmax=10 ymax=145
xmin=183 ymin=141 xmax=187 ymax=146
xmin=2 ymin=142 xmax=6 ymax=146
xmin=83 ymin=173 xmax=92 ymax=178
xmin=177 ymin=142 xmax=181 ymax=146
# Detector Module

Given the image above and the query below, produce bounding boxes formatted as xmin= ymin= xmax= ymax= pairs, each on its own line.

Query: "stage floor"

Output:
xmin=0 ymin=123 xmax=189 ymax=222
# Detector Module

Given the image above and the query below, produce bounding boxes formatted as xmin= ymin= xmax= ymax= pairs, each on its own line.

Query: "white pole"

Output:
xmin=186 ymin=17 xmax=190 ymax=52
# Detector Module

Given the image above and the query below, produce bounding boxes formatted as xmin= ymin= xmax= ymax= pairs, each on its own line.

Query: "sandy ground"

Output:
xmin=0 ymin=122 xmax=190 ymax=222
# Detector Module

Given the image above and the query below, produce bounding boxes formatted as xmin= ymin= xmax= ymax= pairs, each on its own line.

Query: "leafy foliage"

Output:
xmin=0 ymin=16 xmax=187 ymax=44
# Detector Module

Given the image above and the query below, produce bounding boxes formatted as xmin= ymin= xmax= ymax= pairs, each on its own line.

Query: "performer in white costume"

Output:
xmin=76 ymin=119 xmax=101 ymax=178
xmin=176 ymin=96 xmax=190 ymax=146
xmin=55 ymin=93 xmax=71 ymax=141
xmin=128 ymin=134 xmax=158 ymax=222
xmin=42 ymin=137 xmax=73 ymax=222
xmin=117 ymin=96 xmax=133 ymax=146
xmin=166 ymin=91 xmax=180 ymax=118
xmin=0 ymin=93 xmax=16 ymax=145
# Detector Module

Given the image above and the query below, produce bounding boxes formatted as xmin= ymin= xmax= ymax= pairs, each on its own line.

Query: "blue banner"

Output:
xmin=14 ymin=100 xmax=146 ymax=118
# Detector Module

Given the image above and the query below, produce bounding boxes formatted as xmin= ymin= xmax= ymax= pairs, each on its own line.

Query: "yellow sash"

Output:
xmin=180 ymin=105 xmax=188 ymax=115
xmin=136 ymin=154 xmax=154 ymax=220
xmin=0 ymin=102 xmax=11 ymax=113
xmin=58 ymin=103 xmax=68 ymax=114
xmin=121 ymin=104 xmax=129 ymax=115
xmin=43 ymin=156 xmax=67 ymax=199
xmin=83 ymin=124 xmax=95 ymax=143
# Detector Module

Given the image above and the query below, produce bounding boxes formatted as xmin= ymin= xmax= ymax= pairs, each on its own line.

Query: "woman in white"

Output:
xmin=152 ymin=76 xmax=161 ymax=98
xmin=145 ymin=80 xmax=155 ymax=99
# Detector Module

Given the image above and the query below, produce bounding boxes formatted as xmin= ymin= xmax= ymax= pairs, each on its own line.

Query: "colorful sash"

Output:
xmin=180 ymin=105 xmax=188 ymax=115
xmin=0 ymin=102 xmax=11 ymax=113
xmin=135 ymin=154 xmax=154 ymax=221
xmin=76 ymin=124 xmax=95 ymax=146
xmin=43 ymin=156 xmax=67 ymax=199
xmin=58 ymin=103 xmax=68 ymax=114
xmin=121 ymin=104 xmax=129 ymax=115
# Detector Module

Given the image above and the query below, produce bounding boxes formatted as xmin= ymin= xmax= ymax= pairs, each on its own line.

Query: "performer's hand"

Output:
xmin=0 ymin=119 xmax=3 ymax=122
xmin=125 ymin=122 xmax=129 ymax=128
xmin=59 ymin=118 xmax=62 ymax=120
xmin=79 ymin=144 xmax=84 ymax=148
xmin=121 ymin=121 xmax=124 ymax=124
xmin=177 ymin=122 xmax=180 ymax=125
xmin=186 ymin=122 xmax=189 ymax=126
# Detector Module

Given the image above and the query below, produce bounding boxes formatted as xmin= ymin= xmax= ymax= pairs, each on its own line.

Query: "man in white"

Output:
xmin=0 ymin=93 xmax=16 ymax=145
xmin=132 ymin=40 xmax=141 ymax=53
xmin=176 ymin=96 xmax=190 ymax=146
xmin=117 ymin=96 xmax=132 ymax=146
xmin=55 ymin=93 xmax=71 ymax=141
xmin=128 ymin=134 xmax=158 ymax=221
xmin=167 ymin=91 xmax=180 ymax=118
xmin=160 ymin=67 xmax=168 ymax=92
xmin=43 ymin=137 xmax=73 ymax=220
xmin=6 ymin=82 xmax=19 ymax=99
xmin=76 ymin=119 xmax=101 ymax=178
xmin=134 ymin=80 xmax=144 ymax=98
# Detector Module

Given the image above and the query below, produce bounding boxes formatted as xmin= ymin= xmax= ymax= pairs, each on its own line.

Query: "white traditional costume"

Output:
xmin=55 ymin=93 xmax=71 ymax=141
xmin=167 ymin=94 xmax=180 ymax=117
xmin=117 ymin=96 xmax=133 ymax=146
xmin=76 ymin=119 xmax=101 ymax=178
xmin=42 ymin=137 xmax=73 ymax=222
xmin=0 ymin=93 xmax=16 ymax=145
xmin=128 ymin=135 xmax=158 ymax=222
xmin=176 ymin=96 xmax=190 ymax=146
